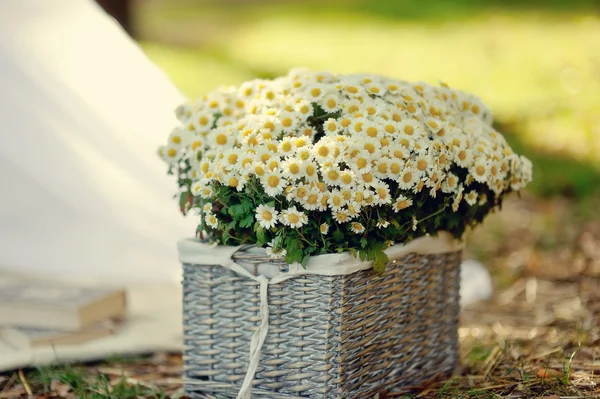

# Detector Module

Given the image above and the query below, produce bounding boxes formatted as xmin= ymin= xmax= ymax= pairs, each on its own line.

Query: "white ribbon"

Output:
xmin=177 ymin=232 xmax=464 ymax=399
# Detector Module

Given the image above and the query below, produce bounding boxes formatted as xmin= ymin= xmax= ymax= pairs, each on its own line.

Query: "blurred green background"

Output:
xmin=129 ymin=0 xmax=600 ymax=200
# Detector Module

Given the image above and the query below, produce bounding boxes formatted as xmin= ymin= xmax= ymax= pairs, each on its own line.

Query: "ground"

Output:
xmin=2 ymin=0 xmax=600 ymax=397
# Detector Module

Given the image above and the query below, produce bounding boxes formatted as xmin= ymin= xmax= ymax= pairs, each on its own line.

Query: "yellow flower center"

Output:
xmin=264 ymin=121 xmax=275 ymax=132
xmin=341 ymin=174 xmax=353 ymax=185
xmin=262 ymin=211 xmax=273 ymax=221
xmin=228 ymin=177 xmax=239 ymax=187
xmin=216 ymin=134 xmax=228 ymax=145
xmin=365 ymin=127 xmax=378 ymax=138
xmin=227 ymin=154 xmax=238 ymax=165
xmin=278 ymin=162 xmax=294 ymax=175
xmin=364 ymin=143 xmax=376 ymax=154
xmin=254 ymin=165 xmax=265 ymax=176
xmin=318 ymin=146 xmax=330 ymax=157
xmin=288 ymin=214 xmax=300 ymax=224
xmin=281 ymin=141 xmax=292 ymax=152
xmin=356 ymin=158 xmax=368 ymax=169
xmin=476 ymin=165 xmax=486 ymax=176
xmin=362 ymin=172 xmax=373 ymax=183
xmin=326 ymin=98 xmax=337 ymax=109
xmin=294 ymin=187 xmax=306 ymax=198
xmin=267 ymin=175 xmax=280 ymax=187
xmin=310 ymin=88 xmax=321 ymax=98
xmin=417 ymin=159 xmax=428 ymax=171
xmin=307 ymin=194 xmax=318 ymax=204
xmin=167 ymin=148 xmax=177 ymax=158
xmin=403 ymin=172 xmax=413 ymax=183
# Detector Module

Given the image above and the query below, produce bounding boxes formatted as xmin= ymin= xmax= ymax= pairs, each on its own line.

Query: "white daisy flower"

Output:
xmin=255 ymin=204 xmax=279 ymax=229
xmin=332 ymin=209 xmax=351 ymax=223
xmin=412 ymin=216 xmax=418 ymax=231
xmin=281 ymin=157 xmax=305 ymax=181
xmin=261 ymin=171 xmax=287 ymax=196
xmin=320 ymin=223 xmax=329 ymax=234
xmin=323 ymin=165 xmax=343 ymax=186
xmin=205 ymin=212 xmax=219 ymax=229
xmin=452 ymin=185 xmax=465 ymax=212
xmin=203 ymin=203 xmax=213 ymax=213
xmin=323 ymin=118 xmax=341 ymax=136
xmin=350 ymin=222 xmax=366 ymax=234
xmin=376 ymin=219 xmax=390 ymax=229
xmin=321 ymin=94 xmax=342 ymax=112
xmin=397 ymin=167 xmax=419 ymax=190
xmin=294 ymin=101 xmax=314 ymax=118
xmin=278 ymin=112 xmax=301 ymax=132
xmin=265 ymin=246 xmax=287 ymax=259
xmin=191 ymin=181 xmax=203 ymax=197
xmin=280 ymin=206 xmax=308 ymax=228
xmin=328 ymin=189 xmax=346 ymax=211
xmin=392 ymin=195 xmax=413 ymax=212
xmin=470 ymin=157 xmax=490 ymax=183
xmin=277 ymin=137 xmax=295 ymax=155
xmin=465 ymin=190 xmax=479 ymax=206
xmin=373 ymin=181 xmax=392 ymax=205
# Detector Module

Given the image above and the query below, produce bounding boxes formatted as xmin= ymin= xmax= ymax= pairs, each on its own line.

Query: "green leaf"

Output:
xmin=370 ymin=248 xmax=389 ymax=275
xmin=333 ymin=229 xmax=345 ymax=243
xmin=240 ymin=198 xmax=254 ymax=213
xmin=239 ymin=213 xmax=254 ymax=228
xmin=359 ymin=250 xmax=367 ymax=261
xmin=179 ymin=191 xmax=193 ymax=215
xmin=359 ymin=237 xmax=368 ymax=248
xmin=300 ymin=254 xmax=310 ymax=268
xmin=285 ymin=247 xmax=303 ymax=264
xmin=255 ymin=224 xmax=267 ymax=246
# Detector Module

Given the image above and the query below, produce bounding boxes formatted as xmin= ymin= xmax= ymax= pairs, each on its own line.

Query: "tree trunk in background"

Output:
xmin=96 ymin=0 xmax=133 ymax=37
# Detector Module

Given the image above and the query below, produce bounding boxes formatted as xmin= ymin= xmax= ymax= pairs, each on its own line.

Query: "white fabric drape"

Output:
xmin=0 ymin=0 xmax=195 ymax=283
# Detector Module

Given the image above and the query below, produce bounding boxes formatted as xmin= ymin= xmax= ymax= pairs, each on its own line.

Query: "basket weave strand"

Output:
xmin=182 ymin=249 xmax=462 ymax=399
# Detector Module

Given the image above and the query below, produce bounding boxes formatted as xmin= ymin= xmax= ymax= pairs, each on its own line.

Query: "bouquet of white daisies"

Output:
xmin=159 ymin=68 xmax=532 ymax=271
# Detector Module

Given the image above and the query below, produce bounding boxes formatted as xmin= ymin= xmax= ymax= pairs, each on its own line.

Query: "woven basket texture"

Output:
xmin=182 ymin=248 xmax=462 ymax=399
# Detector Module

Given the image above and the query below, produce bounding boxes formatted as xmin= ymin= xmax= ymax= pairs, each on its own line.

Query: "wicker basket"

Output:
xmin=181 ymin=243 xmax=462 ymax=399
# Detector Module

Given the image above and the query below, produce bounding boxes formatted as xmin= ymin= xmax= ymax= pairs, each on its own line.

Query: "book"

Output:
xmin=0 ymin=276 xmax=127 ymax=331
xmin=0 ymin=319 xmax=120 ymax=349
